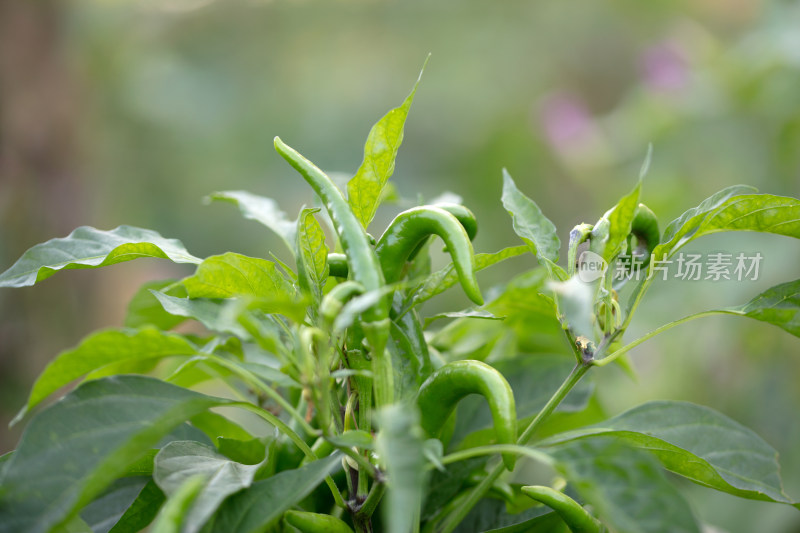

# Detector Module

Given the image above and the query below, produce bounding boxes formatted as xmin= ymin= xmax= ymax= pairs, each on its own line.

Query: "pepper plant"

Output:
xmin=1 ymin=68 xmax=799 ymax=533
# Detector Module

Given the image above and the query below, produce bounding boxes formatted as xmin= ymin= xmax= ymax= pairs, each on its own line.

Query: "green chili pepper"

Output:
xmin=327 ymin=252 xmax=349 ymax=278
xmin=274 ymin=137 xmax=388 ymax=325
xmin=521 ymin=485 xmax=604 ymax=533
xmin=416 ymin=360 xmax=516 ymax=470
xmin=433 ymin=203 xmax=478 ymax=241
xmin=275 ymin=137 xmax=392 ymax=407
xmin=627 ymin=203 xmax=659 ymax=266
xmin=284 ymin=510 xmax=355 ymax=533
xmin=321 ymin=280 xmax=365 ymax=327
xmin=375 ymin=206 xmax=483 ymax=305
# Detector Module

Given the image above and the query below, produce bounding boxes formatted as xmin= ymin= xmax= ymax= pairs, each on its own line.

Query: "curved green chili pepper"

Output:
xmin=327 ymin=252 xmax=349 ymax=278
xmin=627 ymin=203 xmax=659 ymax=266
xmin=521 ymin=486 xmax=604 ymax=533
xmin=375 ymin=206 xmax=483 ymax=305
xmin=275 ymin=137 xmax=392 ymax=407
xmin=416 ymin=360 xmax=516 ymax=470
xmin=321 ymin=280 xmax=365 ymax=327
xmin=284 ymin=510 xmax=355 ymax=533
xmin=433 ymin=203 xmax=478 ymax=241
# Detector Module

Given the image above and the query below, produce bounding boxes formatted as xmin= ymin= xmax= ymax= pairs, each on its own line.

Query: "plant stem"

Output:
xmin=434 ymin=362 xmax=589 ymax=533
xmin=233 ymin=402 xmax=346 ymax=509
xmin=592 ymin=309 xmax=729 ymax=367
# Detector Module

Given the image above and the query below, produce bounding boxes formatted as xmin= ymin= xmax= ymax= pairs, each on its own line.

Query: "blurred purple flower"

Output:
xmin=641 ymin=42 xmax=688 ymax=92
xmin=539 ymin=92 xmax=592 ymax=150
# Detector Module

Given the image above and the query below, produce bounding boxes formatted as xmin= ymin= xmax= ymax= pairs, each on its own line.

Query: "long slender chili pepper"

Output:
xmin=416 ymin=360 xmax=516 ymax=470
xmin=375 ymin=206 xmax=483 ymax=305
xmin=521 ymin=486 xmax=604 ymax=533
xmin=274 ymin=137 xmax=392 ymax=407
xmin=284 ymin=510 xmax=355 ymax=533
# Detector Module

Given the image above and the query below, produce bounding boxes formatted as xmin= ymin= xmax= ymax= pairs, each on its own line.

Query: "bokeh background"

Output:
xmin=1 ymin=0 xmax=799 ymax=531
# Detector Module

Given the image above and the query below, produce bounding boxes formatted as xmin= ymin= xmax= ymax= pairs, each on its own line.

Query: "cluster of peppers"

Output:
xmin=274 ymin=138 xmax=518 ymax=532
xmin=273 ymin=137 xmax=662 ymax=532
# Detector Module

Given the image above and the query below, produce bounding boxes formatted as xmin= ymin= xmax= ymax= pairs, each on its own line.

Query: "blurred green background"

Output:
xmin=1 ymin=0 xmax=799 ymax=531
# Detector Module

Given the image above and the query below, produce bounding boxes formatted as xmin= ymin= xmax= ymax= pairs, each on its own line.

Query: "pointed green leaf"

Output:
xmin=377 ymin=405 xmax=427 ymax=533
xmin=407 ymin=245 xmax=528 ymax=309
xmin=0 ymin=226 xmax=200 ymax=288
xmin=541 ymin=401 xmax=795 ymax=505
xmin=451 ymin=498 xmax=560 ymax=533
xmin=150 ymin=291 xmax=250 ymax=338
xmin=108 ymin=480 xmax=165 ymax=533
xmin=725 ymin=279 xmax=800 ymax=337
xmin=599 ymin=181 xmax=641 ymax=261
xmin=13 ymin=328 xmax=199 ymax=424
xmin=154 ymin=441 xmax=264 ymax=533
xmin=190 ymin=412 xmax=253 ymax=443
xmin=295 ymin=208 xmax=329 ymax=309
xmin=209 ymin=455 xmax=341 ymax=533
xmin=695 ymin=193 xmax=800 ymax=238
xmin=80 ymin=476 xmax=150 ymax=533
xmin=653 ymin=186 xmax=757 ymax=258
xmin=181 ymin=253 xmax=294 ymax=299
xmin=550 ymin=438 xmax=701 ymax=533
xmin=125 ymin=280 xmax=187 ymax=330
xmin=501 ymin=170 xmax=560 ymax=264
xmin=207 ymin=191 xmax=297 ymax=254
xmin=347 ymin=62 xmax=425 ymax=228
xmin=0 ymin=376 xmax=234 ymax=533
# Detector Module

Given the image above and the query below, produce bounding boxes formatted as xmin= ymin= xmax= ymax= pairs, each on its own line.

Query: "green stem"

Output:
xmin=233 ymin=402 xmax=346 ymax=509
xmin=357 ymin=480 xmax=386 ymax=519
xmin=204 ymin=353 xmax=319 ymax=436
xmin=433 ymin=444 xmax=554 ymax=470
xmin=593 ymin=310 xmax=729 ymax=367
xmin=434 ymin=362 xmax=589 ymax=533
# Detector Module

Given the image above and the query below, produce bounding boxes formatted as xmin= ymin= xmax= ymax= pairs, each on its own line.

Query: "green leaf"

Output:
xmin=501 ymin=170 xmax=560 ymax=264
xmin=695 ymin=193 xmax=800 ymax=236
xmin=407 ymin=245 xmax=528 ymax=309
xmin=424 ymin=309 xmax=504 ymax=327
xmin=658 ymin=192 xmax=800 ymax=259
xmin=725 ymin=278 xmax=800 ymax=337
xmin=190 ymin=412 xmax=253 ymax=443
xmin=181 ymin=253 xmax=294 ymax=299
xmin=377 ymin=405 xmax=428 ymax=533
xmin=150 ymin=291 xmax=250 ymax=338
xmin=295 ymin=208 xmax=329 ymax=310
xmin=108 ymin=480 xmax=165 ymax=533
xmin=80 ymin=476 xmax=150 ymax=533
xmin=653 ymin=186 xmax=756 ymax=258
xmin=206 ymin=191 xmax=297 ymax=254
xmin=209 ymin=455 xmax=341 ymax=533
xmin=153 ymin=441 xmax=264 ymax=533
xmin=326 ymin=430 xmax=375 ymax=450
xmin=151 ymin=475 xmax=206 ymax=533
xmin=125 ymin=280 xmax=187 ymax=330
xmin=542 ymin=401 xmax=796 ymax=506
xmin=550 ymin=438 xmax=701 ymax=533
xmin=452 ymin=498 xmax=559 ymax=533
xmin=12 ymin=327 xmax=199 ymax=425
xmin=347 ymin=60 xmax=426 ymax=228
xmin=0 ymin=376 xmax=233 ymax=533
xmin=599 ymin=180 xmax=641 ymax=261
xmin=0 ymin=226 xmax=200 ymax=288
